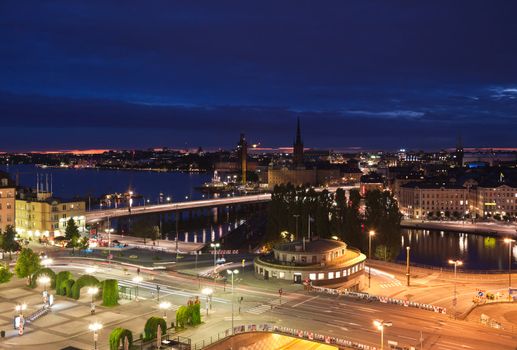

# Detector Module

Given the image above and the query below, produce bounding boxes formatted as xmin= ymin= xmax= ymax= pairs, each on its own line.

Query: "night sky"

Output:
xmin=1 ymin=1 xmax=517 ymax=151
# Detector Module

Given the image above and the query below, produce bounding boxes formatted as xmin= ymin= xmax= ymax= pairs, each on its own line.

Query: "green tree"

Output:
xmin=0 ymin=264 xmax=13 ymax=283
xmin=56 ymin=271 xmax=73 ymax=296
xmin=71 ymin=274 xmax=100 ymax=299
xmin=14 ymin=248 xmax=41 ymax=285
xmin=0 ymin=225 xmax=20 ymax=259
xmin=65 ymin=218 xmax=81 ymax=254
xmin=29 ymin=268 xmax=56 ymax=288
xmin=77 ymin=236 xmax=90 ymax=251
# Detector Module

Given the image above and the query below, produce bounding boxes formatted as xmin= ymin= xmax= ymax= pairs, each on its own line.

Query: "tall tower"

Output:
xmin=237 ymin=133 xmax=248 ymax=184
xmin=293 ymin=117 xmax=304 ymax=168
xmin=455 ymin=135 xmax=464 ymax=167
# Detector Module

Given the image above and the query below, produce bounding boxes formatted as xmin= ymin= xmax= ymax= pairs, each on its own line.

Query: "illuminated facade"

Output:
xmin=0 ymin=172 xmax=16 ymax=232
xmin=254 ymin=239 xmax=366 ymax=291
xmin=15 ymin=191 xmax=86 ymax=238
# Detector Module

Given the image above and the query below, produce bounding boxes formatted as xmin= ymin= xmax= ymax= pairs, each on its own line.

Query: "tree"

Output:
xmin=0 ymin=225 xmax=20 ymax=259
xmin=29 ymin=268 xmax=56 ymax=288
xmin=131 ymin=218 xmax=159 ymax=244
xmin=14 ymin=248 xmax=41 ymax=285
xmin=77 ymin=236 xmax=90 ymax=251
xmin=0 ymin=264 xmax=13 ymax=284
xmin=56 ymin=271 xmax=73 ymax=296
xmin=71 ymin=274 xmax=100 ymax=299
xmin=65 ymin=218 xmax=81 ymax=254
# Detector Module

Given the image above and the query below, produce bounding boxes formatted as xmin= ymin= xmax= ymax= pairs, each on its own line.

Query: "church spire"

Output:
xmin=293 ymin=117 xmax=304 ymax=168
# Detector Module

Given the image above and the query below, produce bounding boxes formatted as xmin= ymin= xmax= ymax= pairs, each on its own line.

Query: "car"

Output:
xmin=216 ymin=258 xmax=226 ymax=264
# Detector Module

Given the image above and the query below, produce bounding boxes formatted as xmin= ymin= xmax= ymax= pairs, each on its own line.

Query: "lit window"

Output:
xmin=318 ymin=273 xmax=324 ymax=280
xmin=336 ymin=271 xmax=341 ymax=278
xmin=309 ymin=273 xmax=316 ymax=281
xmin=328 ymin=272 xmax=334 ymax=279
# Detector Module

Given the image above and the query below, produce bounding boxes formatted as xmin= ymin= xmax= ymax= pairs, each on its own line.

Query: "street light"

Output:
xmin=406 ymin=246 xmax=411 ymax=286
xmin=227 ymin=269 xmax=239 ymax=334
xmin=159 ymin=301 xmax=171 ymax=320
xmin=368 ymin=230 xmax=375 ymax=288
xmin=448 ymin=259 xmax=463 ymax=318
xmin=133 ymin=276 xmax=143 ymax=301
xmin=202 ymin=287 xmax=213 ymax=316
xmin=504 ymin=238 xmax=515 ymax=300
xmin=105 ymin=225 xmax=114 ymax=266
xmin=38 ymin=275 xmax=51 ymax=307
xmin=88 ymin=287 xmax=99 ymax=315
xmin=88 ymin=322 xmax=103 ymax=350
xmin=210 ymin=242 xmax=220 ymax=279
xmin=373 ymin=319 xmax=392 ymax=350
xmin=15 ymin=303 xmax=27 ymax=335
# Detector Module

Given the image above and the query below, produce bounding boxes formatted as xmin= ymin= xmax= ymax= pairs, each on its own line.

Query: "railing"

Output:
xmin=132 ymin=329 xmax=191 ymax=350
xmin=310 ymin=285 xmax=447 ymax=314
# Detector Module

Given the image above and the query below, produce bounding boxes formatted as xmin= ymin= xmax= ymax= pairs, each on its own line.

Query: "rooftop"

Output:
xmin=275 ymin=238 xmax=346 ymax=253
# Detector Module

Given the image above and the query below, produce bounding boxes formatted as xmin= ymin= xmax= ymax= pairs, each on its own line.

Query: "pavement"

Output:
xmin=402 ymin=219 xmax=517 ymax=236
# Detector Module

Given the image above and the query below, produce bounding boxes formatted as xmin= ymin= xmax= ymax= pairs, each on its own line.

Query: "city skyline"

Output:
xmin=1 ymin=1 xmax=517 ymax=151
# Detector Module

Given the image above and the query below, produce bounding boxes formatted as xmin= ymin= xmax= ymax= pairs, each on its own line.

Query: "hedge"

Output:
xmin=29 ymin=268 xmax=56 ymax=289
xmin=102 ymin=279 xmax=119 ymax=306
xmin=143 ymin=317 xmax=167 ymax=341
xmin=109 ymin=327 xmax=133 ymax=350
xmin=190 ymin=303 xmax=201 ymax=326
xmin=71 ymin=274 xmax=100 ymax=300
xmin=64 ymin=279 xmax=75 ymax=298
xmin=56 ymin=271 xmax=73 ymax=296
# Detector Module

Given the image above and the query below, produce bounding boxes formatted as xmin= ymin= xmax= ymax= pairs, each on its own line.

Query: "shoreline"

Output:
xmin=401 ymin=219 xmax=517 ymax=237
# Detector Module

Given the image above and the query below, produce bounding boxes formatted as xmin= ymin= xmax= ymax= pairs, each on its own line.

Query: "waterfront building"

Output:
xmin=359 ymin=173 xmax=384 ymax=196
xmin=237 ymin=133 xmax=248 ymax=184
xmin=398 ymin=181 xmax=469 ymax=219
xmin=254 ymin=238 xmax=366 ymax=290
xmin=0 ymin=172 xmax=16 ymax=232
xmin=468 ymin=178 xmax=517 ymax=219
xmin=15 ymin=188 xmax=86 ymax=239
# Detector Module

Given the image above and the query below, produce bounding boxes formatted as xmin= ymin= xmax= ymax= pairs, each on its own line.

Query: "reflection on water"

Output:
xmin=396 ymin=228 xmax=510 ymax=271
xmin=168 ymin=219 xmax=246 ymax=244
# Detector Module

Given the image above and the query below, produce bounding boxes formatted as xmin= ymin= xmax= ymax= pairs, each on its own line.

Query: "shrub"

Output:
xmin=0 ymin=265 xmax=13 ymax=284
xmin=64 ymin=279 xmax=75 ymax=297
xmin=176 ymin=305 xmax=189 ymax=328
xmin=71 ymin=274 xmax=100 ymax=299
xmin=29 ymin=268 xmax=56 ymax=289
xmin=102 ymin=279 xmax=119 ymax=306
xmin=56 ymin=271 xmax=73 ymax=296
xmin=143 ymin=317 xmax=166 ymax=341
xmin=109 ymin=327 xmax=133 ymax=350
xmin=189 ymin=303 xmax=201 ymax=326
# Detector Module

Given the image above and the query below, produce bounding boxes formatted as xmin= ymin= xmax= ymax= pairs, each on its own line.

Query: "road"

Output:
xmin=45 ymin=257 xmax=517 ymax=350
xmin=402 ymin=219 xmax=517 ymax=236
xmin=85 ymin=194 xmax=271 ymax=223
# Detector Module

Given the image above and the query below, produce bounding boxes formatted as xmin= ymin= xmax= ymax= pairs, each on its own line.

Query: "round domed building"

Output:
xmin=254 ymin=238 xmax=367 ymax=291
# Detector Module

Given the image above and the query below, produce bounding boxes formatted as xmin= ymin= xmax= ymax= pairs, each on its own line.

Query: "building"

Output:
xmin=15 ymin=189 xmax=86 ymax=239
xmin=254 ymin=238 xmax=366 ymax=290
xmin=0 ymin=172 xmax=16 ymax=232
xmin=293 ymin=117 xmax=304 ymax=168
xmin=359 ymin=173 xmax=384 ymax=196
xmin=398 ymin=181 xmax=468 ymax=219
xmin=468 ymin=178 xmax=517 ymax=219
xmin=237 ymin=133 xmax=248 ymax=184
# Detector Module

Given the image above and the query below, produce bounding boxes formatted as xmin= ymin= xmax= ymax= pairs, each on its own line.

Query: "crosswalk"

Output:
xmin=379 ymin=280 xmax=403 ymax=289
xmin=246 ymin=304 xmax=271 ymax=315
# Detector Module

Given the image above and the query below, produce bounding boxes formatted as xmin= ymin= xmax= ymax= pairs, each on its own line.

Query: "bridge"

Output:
xmin=85 ymin=193 xmax=272 ymax=223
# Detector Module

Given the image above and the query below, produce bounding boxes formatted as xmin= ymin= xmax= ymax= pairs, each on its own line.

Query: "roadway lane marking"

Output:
xmin=246 ymin=304 xmax=271 ymax=315
xmin=397 ymin=335 xmax=417 ymax=341
xmin=439 ymin=341 xmax=473 ymax=349
xmin=292 ymin=295 xmax=319 ymax=308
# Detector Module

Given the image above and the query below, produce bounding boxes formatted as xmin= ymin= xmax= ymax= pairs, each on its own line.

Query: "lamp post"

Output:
xmin=210 ymin=242 xmax=220 ymax=279
xmin=15 ymin=303 xmax=27 ymax=335
xmin=373 ymin=320 xmax=392 ymax=350
xmin=448 ymin=259 xmax=463 ymax=318
xmin=105 ymin=218 xmax=114 ymax=266
xmin=88 ymin=287 xmax=99 ymax=315
xmin=504 ymin=238 xmax=515 ymax=300
xmin=133 ymin=276 xmax=143 ymax=301
xmin=202 ymin=287 xmax=213 ymax=316
xmin=159 ymin=301 xmax=171 ymax=321
xmin=368 ymin=230 xmax=375 ymax=288
xmin=38 ymin=276 xmax=50 ymax=307
xmin=41 ymin=258 xmax=53 ymax=268
xmin=227 ymin=269 xmax=239 ymax=334
xmin=293 ymin=214 xmax=300 ymax=240
xmin=88 ymin=322 xmax=102 ymax=350
xmin=406 ymin=246 xmax=411 ymax=286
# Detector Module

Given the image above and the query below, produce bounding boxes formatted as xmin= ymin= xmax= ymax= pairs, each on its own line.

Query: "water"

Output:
xmin=397 ymin=228 xmax=514 ymax=271
xmin=2 ymin=165 xmax=513 ymax=268
xmin=1 ymin=164 xmax=210 ymax=204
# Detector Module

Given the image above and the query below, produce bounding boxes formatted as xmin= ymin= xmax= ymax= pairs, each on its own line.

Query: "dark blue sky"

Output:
xmin=1 ymin=1 xmax=516 ymax=151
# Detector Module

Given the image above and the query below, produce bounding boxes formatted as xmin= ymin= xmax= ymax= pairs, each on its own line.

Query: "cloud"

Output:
xmin=344 ymin=110 xmax=425 ymax=119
